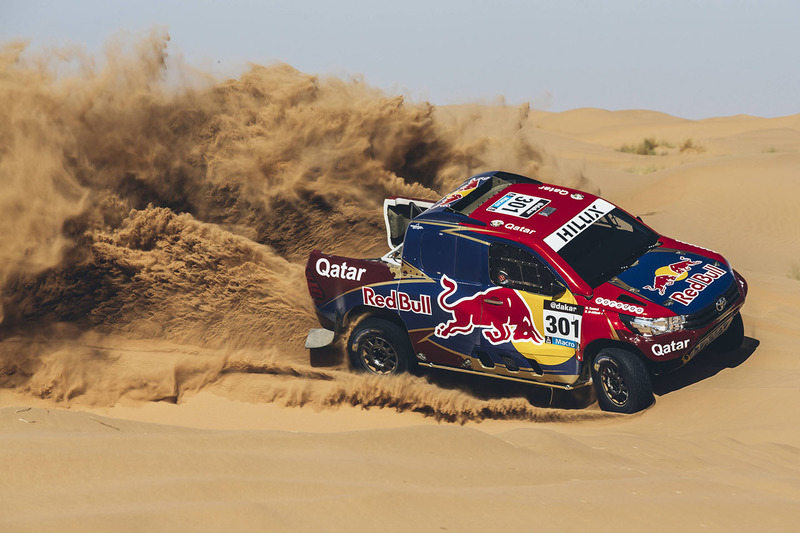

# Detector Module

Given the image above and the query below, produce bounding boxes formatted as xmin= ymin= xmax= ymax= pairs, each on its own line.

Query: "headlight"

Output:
xmin=620 ymin=314 xmax=686 ymax=336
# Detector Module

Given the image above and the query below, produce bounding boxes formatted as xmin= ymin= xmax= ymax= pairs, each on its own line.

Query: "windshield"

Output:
xmin=557 ymin=208 xmax=659 ymax=288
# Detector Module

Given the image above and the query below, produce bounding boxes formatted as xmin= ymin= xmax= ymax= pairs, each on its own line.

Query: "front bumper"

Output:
xmin=621 ymin=277 xmax=745 ymax=368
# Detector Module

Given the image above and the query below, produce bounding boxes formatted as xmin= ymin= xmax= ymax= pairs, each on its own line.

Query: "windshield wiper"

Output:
xmin=644 ymin=240 xmax=662 ymax=252
xmin=588 ymin=262 xmax=630 ymax=287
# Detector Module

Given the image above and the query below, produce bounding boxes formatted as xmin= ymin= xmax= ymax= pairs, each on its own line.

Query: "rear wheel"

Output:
xmin=592 ymin=348 xmax=653 ymax=413
xmin=348 ymin=318 xmax=412 ymax=375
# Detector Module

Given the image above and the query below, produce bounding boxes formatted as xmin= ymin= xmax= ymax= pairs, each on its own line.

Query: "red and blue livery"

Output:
xmin=305 ymin=171 xmax=747 ymax=413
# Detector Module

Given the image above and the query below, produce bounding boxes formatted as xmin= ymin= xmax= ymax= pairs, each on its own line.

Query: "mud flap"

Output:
xmin=305 ymin=328 xmax=335 ymax=349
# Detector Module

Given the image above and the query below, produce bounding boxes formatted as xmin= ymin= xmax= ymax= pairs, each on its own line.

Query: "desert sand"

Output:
xmin=2 ymin=34 xmax=800 ymax=531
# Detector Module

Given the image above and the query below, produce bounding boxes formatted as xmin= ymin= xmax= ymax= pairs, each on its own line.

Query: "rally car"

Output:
xmin=305 ymin=171 xmax=747 ymax=413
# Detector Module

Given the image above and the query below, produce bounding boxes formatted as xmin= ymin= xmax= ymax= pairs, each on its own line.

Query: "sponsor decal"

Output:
xmin=651 ymin=338 xmax=690 ymax=356
xmin=594 ymin=297 xmax=645 ymax=315
xmin=434 ymin=275 xmax=544 ymax=345
xmin=316 ymin=257 xmax=367 ymax=281
xmin=538 ymin=185 xmax=569 ymax=195
xmin=643 ymin=256 xmax=702 ymax=296
xmin=362 ymin=287 xmax=431 ymax=315
xmin=490 ymin=219 xmax=504 ymax=227
xmin=433 ymin=176 xmax=490 ymax=208
xmin=668 ymin=264 xmax=727 ymax=305
xmin=408 ymin=223 xmax=423 ymax=230
xmin=570 ymin=193 xmax=584 ymax=200
xmin=542 ymin=300 xmax=583 ymax=349
xmin=547 ymin=301 xmax=580 ymax=313
xmin=544 ymin=198 xmax=615 ymax=251
xmin=504 ymin=222 xmax=535 ymax=234
xmin=487 ymin=192 xmax=550 ymax=219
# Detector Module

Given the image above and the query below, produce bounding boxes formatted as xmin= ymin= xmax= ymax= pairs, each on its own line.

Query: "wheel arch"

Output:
xmin=583 ymin=338 xmax=652 ymax=371
xmin=344 ymin=305 xmax=409 ymax=333
xmin=346 ymin=310 xmax=415 ymax=374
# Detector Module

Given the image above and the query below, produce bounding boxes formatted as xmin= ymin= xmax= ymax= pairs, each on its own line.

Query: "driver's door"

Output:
xmin=480 ymin=242 xmax=582 ymax=374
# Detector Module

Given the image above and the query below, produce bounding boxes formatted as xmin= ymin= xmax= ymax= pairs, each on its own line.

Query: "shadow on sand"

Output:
xmin=308 ymin=341 xmax=595 ymax=410
xmin=307 ymin=336 xmax=760 ymax=411
xmin=413 ymin=366 xmax=597 ymax=410
xmin=653 ymin=336 xmax=759 ymax=396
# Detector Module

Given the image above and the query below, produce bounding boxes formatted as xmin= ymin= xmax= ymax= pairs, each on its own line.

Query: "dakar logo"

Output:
xmin=643 ymin=256 xmax=702 ymax=296
xmin=434 ymin=275 xmax=544 ymax=345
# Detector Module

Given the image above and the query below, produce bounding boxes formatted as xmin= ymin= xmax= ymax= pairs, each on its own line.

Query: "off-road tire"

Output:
xmin=591 ymin=348 xmax=653 ymax=414
xmin=712 ymin=312 xmax=744 ymax=353
xmin=348 ymin=318 xmax=413 ymax=375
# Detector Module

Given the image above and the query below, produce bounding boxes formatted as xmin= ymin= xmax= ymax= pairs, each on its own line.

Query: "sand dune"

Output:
xmin=1 ymin=32 xmax=800 ymax=531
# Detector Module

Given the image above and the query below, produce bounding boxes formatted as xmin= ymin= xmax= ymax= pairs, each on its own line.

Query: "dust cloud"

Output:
xmin=0 ymin=30 xmax=599 ymax=422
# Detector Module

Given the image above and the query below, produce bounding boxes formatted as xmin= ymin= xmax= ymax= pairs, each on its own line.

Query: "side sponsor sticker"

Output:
xmin=651 ymin=338 xmax=689 ymax=356
xmin=362 ymin=287 xmax=432 ymax=315
xmin=595 ymin=297 xmax=645 ymax=315
xmin=434 ymin=275 xmax=544 ymax=345
xmin=542 ymin=300 xmax=583 ymax=349
xmin=544 ymin=199 xmax=615 ymax=251
xmin=316 ymin=257 xmax=367 ymax=281
xmin=487 ymin=192 xmax=550 ymax=219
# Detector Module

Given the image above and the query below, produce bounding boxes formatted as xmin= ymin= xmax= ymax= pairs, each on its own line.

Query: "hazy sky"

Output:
xmin=2 ymin=0 xmax=798 ymax=119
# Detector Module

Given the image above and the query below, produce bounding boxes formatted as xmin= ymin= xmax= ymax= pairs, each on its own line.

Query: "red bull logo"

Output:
xmin=434 ymin=275 xmax=544 ymax=345
xmin=434 ymin=177 xmax=487 ymax=208
xmin=669 ymin=264 xmax=727 ymax=305
xmin=362 ymin=287 xmax=432 ymax=315
xmin=643 ymin=256 xmax=702 ymax=296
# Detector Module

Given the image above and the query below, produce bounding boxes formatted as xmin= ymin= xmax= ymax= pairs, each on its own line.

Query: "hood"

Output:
xmin=611 ymin=247 xmax=734 ymax=314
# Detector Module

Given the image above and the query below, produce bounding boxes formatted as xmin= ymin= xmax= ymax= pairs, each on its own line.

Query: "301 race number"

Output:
xmin=545 ymin=315 xmax=580 ymax=338
xmin=486 ymin=192 xmax=550 ymax=219
xmin=542 ymin=301 xmax=583 ymax=349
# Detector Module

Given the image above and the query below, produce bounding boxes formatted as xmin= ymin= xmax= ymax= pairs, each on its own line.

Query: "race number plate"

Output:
xmin=543 ymin=301 xmax=583 ymax=349
xmin=487 ymin=192 xmax=550 ymax=219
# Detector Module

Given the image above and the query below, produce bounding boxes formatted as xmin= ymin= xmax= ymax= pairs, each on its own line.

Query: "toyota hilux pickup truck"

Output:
xmin=304 ymin=171 xmax=747 ymax=413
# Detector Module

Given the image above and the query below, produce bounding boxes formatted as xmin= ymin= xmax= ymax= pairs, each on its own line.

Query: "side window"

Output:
xmin=420 ymin=230 xmax=456 ymax=278
xmin=489 ymin=242 xmax=560 ymax=295
xmin=419 ymin=230 xmax=487 ymax=282
xmin=453 ymin=237 xmax=485 ymax=283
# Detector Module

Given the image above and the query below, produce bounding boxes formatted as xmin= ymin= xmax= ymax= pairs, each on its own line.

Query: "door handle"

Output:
xmin=484 ymin=298 xmax=503 ymax=306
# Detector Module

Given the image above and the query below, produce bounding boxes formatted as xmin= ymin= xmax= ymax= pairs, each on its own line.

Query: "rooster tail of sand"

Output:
xmin=0 ymin=30 xmax=597 ymax=422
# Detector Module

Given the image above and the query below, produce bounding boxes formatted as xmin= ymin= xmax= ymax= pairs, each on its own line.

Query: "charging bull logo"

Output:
xmin=433 ymin=177 xmax=488 ymax=208
xmin=434 ymin=275 xmax=544 ymax=345
xmin=643 ymin=256 xmax=702 ymax=296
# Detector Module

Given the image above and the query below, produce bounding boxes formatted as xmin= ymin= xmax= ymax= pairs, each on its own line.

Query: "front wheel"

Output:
xmin=347 ymin=318 xmax=413 ymax=375
xmin=591 ymin=348 xmax=653 ymax=413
